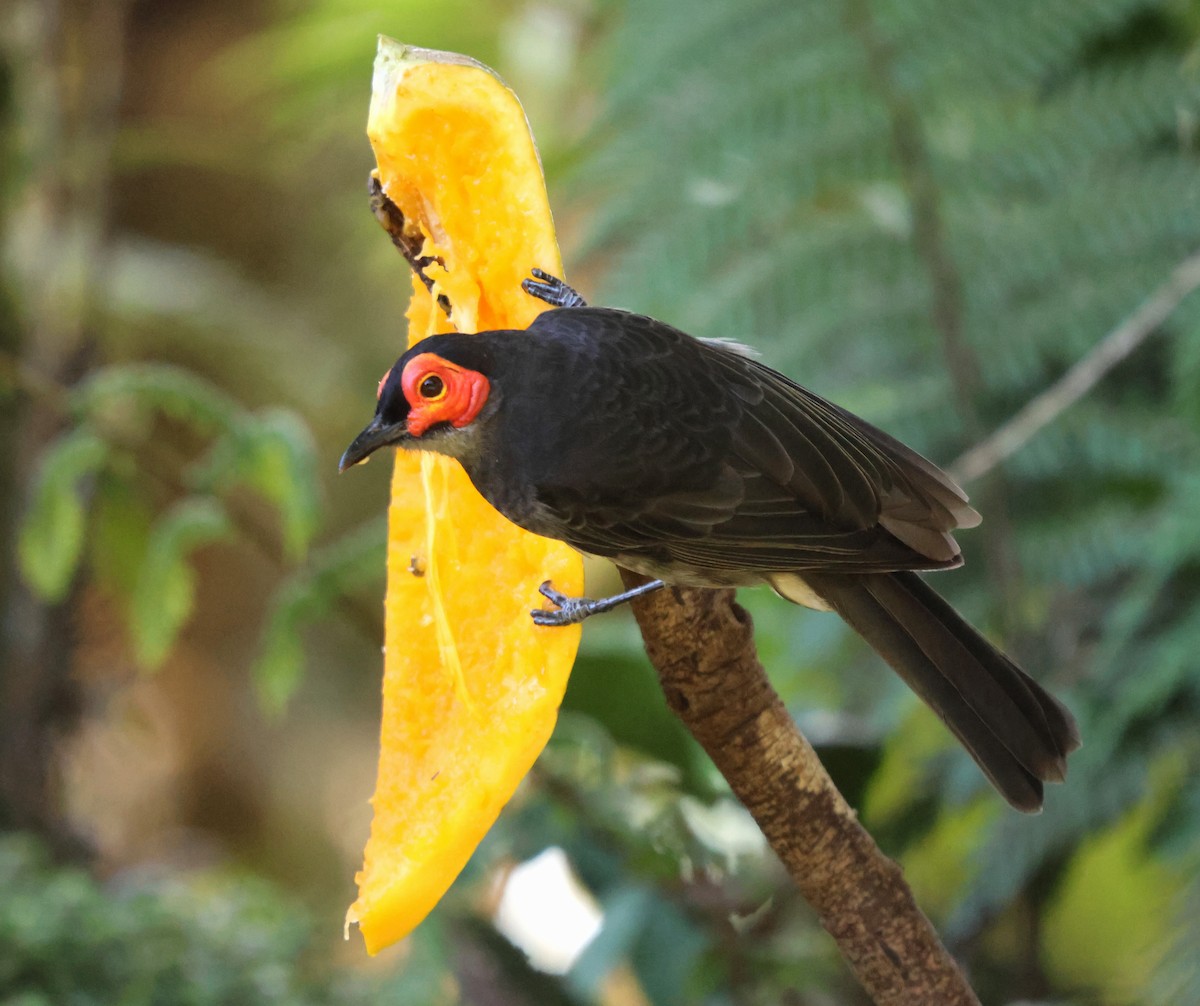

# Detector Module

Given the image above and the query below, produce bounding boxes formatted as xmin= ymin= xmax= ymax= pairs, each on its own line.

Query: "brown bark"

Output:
xmin=620 ymin=570 xmax=980 ymax=1006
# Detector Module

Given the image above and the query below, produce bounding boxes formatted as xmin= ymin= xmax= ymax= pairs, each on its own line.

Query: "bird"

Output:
xmin=341 ymin=270 xmax=1080 ymax=812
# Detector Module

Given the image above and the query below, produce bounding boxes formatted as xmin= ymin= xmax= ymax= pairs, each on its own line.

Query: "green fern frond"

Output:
xmin=573 ymin=0 xmax=1200 ymax=959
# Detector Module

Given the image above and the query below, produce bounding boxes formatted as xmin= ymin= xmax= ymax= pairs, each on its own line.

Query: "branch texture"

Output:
xmin=620 ymin=571 xmax=981 ymax=1006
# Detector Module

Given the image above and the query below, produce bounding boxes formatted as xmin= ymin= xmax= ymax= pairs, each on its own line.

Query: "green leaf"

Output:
xmin=17 ymin=429 xmax=109 ymax=601
xmin=240 ymin=410 xmax=320 ymax=561
xmin=72 ymin=363 xmax=241 ymax=437
xmin=251 ymin=517 xmax=386 ymax=714
xmin=253 ymin=577 xmax=314 ymax=716
xmin=130 ymin=497 xmax=232 ymax=670
xmin=567 ymin=887 xmax=654 ymax=997
xmin=193 ymin=409 xmax=320 ymax=562
xmin=89 ymin=476 xmax=155 ymax=605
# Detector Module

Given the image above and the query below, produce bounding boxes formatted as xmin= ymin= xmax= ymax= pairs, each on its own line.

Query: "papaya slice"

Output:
xmin=346 ymin=37 xmax=585 ymax=955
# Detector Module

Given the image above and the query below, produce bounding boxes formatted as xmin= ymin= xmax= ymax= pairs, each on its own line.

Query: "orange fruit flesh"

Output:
xmin=346 ymin=38 xmax=584 ymax=955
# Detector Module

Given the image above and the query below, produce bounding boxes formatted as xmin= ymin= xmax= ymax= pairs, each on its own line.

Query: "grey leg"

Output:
xmin=531 ymin=578 xmax=666 ymax=626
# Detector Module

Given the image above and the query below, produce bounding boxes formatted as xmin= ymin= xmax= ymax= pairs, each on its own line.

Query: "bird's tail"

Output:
xmin=804 ymin=570 xmax=1080 ymax=812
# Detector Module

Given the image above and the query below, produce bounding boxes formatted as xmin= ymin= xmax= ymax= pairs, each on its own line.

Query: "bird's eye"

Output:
xmin=399 ymin=353 xmax=489 ymax=436
xmin=418 ymin=374 xmax=445 ymax=400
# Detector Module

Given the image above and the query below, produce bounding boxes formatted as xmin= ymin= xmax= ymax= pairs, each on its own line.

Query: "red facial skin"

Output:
xmin=398 ymin=352 xmax=490 ymax=437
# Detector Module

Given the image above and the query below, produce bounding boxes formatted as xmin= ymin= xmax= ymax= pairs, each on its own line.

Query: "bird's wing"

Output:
xmin=707 ymin=346 xmax=980 ymax=562
xmin=526 ymin=310 xmax=976 ymax=574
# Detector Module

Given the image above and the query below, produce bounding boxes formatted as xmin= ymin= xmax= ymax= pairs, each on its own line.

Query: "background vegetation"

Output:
xmin=2 ymin=0 xmax=1198 ymax=1003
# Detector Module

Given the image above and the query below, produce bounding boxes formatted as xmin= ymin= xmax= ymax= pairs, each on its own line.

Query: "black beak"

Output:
xmin=339 ymin=416 xmax=407 ymax=472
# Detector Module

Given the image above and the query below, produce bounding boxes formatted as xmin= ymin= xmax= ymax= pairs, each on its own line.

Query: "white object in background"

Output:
xmin=493 ymin=846 xmax=604 ymax=975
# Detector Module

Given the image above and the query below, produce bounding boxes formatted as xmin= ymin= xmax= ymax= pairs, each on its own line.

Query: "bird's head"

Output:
xmin=339 ymin=335 xmax=498 ymax=472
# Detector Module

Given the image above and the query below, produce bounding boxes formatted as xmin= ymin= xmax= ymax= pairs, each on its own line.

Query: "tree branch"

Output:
xmin=620 ymin=570 xmax=981 ymax=1006
xmin=949 ymin=248 xmax=1200 ymax=484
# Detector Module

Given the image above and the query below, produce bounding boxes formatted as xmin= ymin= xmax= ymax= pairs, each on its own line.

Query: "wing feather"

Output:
xmin=517 ymin=309 xmax=977 ymax=578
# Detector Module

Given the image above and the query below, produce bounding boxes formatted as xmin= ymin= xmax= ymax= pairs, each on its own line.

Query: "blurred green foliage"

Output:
xmin=3 ymin=0 xmax=1200 ymax=1003
xmin=18 ymin=363 xmax=319 ymax=675
xmin=0 ymin=832 xmax=458 ymax=1005
xmin=576 ymin=0 xmax=1200 ymax=999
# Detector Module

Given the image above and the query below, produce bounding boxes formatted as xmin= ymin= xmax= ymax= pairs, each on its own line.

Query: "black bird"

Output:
xmin=341 ymin=272 xmax=1080 ymax=811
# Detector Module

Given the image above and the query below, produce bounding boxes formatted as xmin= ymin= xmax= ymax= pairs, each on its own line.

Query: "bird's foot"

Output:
xmin=532 ymin=581 xmax=598 ymax=626
xmin=522 ymin=269 xmax=587 ymax=309
xmin=531 ymin=578 xmax=666 ymax=626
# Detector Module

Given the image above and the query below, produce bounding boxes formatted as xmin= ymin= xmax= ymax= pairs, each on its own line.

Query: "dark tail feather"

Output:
xmin=805 ymin=570 xmax=1081 ymax=812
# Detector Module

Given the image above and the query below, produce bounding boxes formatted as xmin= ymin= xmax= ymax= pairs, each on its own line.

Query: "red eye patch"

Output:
xmin=400 ymin=352 xmax=490 ymax=437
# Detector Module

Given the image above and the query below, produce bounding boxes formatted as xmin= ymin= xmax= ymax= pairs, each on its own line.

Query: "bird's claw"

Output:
xmin=522 ymin=269 xmax=587 ymax=309
xmin=531 ymin=580 xmax=593 ymax=626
